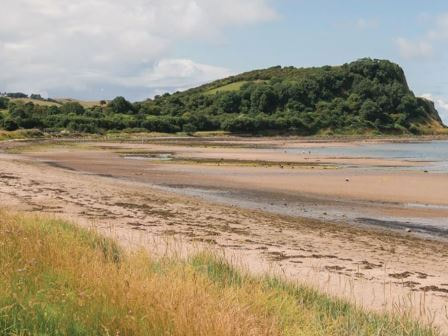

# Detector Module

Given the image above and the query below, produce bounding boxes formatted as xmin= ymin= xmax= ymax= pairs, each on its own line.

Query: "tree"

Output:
xmin=183 ymin=123 xmax=197 ymax=135
xmin=217 ymin=92 xmax=241 ymax=113
xmin=360 ymin=100 xmax=380 ymax=122
xmin=398 ymin=95 xmax=419 ymax=117
xmin=0 ymin=97 xmax=9 ymax=109
xmin=108 ymin=96 xmax=134 ymax=114
xmin=3 ymin=118 xmax=18 ymax=131
xmin=60 ymin=102 xmax=85 ymax=115
xmin=30 ymin=94 xmax=43 ymax=100
xmin=6 ymin=92 xmax=27 ymax=98
xmin=250 ymin=86 xmax=277 ymax=114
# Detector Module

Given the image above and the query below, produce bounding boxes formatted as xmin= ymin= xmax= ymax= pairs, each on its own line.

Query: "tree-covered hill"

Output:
xmin=0 ymin=58 xmax=445 ymax=135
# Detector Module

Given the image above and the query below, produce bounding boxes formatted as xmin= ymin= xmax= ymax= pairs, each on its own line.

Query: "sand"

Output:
xmin=1 ymin=137 xmax=448 ymax=332
xmin=21 ymin=140 xmax=448 ymax=224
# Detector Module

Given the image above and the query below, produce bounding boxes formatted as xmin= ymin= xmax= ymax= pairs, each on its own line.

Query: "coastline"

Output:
xmin=1 ymin=137 xmax=448 ymax=332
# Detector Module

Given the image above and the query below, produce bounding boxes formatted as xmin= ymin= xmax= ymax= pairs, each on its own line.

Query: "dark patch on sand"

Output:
xmin=357 ymin=217 xmax=448 ymax=238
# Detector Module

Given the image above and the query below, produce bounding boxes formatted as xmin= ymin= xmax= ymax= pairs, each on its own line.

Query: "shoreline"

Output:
xmin=1 ymin=138 xmax=448 ymax=332
xmin=154 ymin=183 xmax=448 ymax=241
xmin=2 ymin=132 xmax=448 ymax=145
xmin=4 ymin=138 xmax=448 ymax=238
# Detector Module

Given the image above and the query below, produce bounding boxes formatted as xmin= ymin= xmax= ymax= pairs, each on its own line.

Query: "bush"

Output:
xmin=183 ymin=123 xmax=197 ymax=134
xmin=3 ymin=118 xmax=18 ymax=131
xmin=0 ymin=97 xmax=9 ymax=109
xmin=108 ymin=96 xmax=134 ymax=114
xmin=60 ymin=102 xmax=85 ymax=115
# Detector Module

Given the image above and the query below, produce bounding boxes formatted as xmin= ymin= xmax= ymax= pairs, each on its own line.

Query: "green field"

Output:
xmin=0 ymin=209 xmax=438 ymax=335
xmin=205 ymin=81 xmax=250 ymax=95
xmin=205 ymin=80 xmax=266 ymax=95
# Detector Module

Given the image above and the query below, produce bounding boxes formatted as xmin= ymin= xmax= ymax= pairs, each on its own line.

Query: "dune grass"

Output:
xmin=0 ymin=210 xmax=438 ymax=336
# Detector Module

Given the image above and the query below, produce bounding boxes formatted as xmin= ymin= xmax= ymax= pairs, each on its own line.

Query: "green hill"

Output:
xmin=142 ymin=58 xmax=445 ymax=135
xmin=0 ymin=58 xmax=446 ymax=135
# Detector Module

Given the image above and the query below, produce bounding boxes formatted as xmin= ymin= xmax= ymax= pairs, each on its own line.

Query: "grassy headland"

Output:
xmin=0 ymin=210 xmax=438 ymax=335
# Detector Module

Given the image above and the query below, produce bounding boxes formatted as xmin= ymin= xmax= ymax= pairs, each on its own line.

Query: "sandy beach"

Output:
xmin=1 ymin=137 xmax=448 ymax=332
xmin=19 ymin=139 xmax=448 ymax=230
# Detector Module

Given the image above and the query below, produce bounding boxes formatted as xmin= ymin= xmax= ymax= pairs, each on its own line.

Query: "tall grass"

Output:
xmin=0 ymin=210 xmax=438 ymax=335
xmin=0 ymin=129 xmax=44 ymax=141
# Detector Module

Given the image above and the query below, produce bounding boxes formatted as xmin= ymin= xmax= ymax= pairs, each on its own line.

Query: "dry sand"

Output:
xmin=1 ymin=138 xmax=448 ymax=332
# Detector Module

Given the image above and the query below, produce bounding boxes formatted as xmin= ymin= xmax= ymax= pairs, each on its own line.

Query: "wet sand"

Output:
xmin=1 ymin=137 xmax=448 ymax=332
xmin=19 ymin=139 xmax=448 ymax=234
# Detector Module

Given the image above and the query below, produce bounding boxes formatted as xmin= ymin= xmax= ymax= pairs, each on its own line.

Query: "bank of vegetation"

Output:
xmin=0 ymin=58 xmax=445 ymax=136
xmin=0 ymin=210 xmax=438 ymax=335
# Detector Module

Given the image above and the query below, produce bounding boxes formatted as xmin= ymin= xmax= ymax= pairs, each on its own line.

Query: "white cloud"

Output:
xmin=122 ymin=58 xmax=233 ymax=89
xmin=396 ymin=12 xmax=448 ymax=61
xmin=396 ymin=38 xmax=433 ymax=60
xmin=0 ymin=0 xmax=277 ymax=99
xmin=421 ymin=93 xmax=448 ymax=125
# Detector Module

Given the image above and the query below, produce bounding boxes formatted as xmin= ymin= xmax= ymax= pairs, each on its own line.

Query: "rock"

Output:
xmin=405 ymin=228 xmax=412 ymax=233
xmin=345 ymin=178 xmax=350 ymax=182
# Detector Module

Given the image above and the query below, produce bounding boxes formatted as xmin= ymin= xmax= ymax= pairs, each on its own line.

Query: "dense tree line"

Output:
xmin=0 ymin=59 xmax=444 ymax=135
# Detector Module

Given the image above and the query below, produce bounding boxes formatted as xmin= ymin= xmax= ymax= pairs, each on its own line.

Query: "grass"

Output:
xmin=0 ymin=129 xmax=45 ymax=141
xmin=205 ymin=81 xmax=249 ymax=95
xmin=0 ymin=210 xmax=439 ymax=336
xmin=2 ymin=140 xmax=89 ymax=154
xmin=191 ymin=130 xmax=231 ymax=137
xmin=8 ymin=97 xmax=106 ymax=108
xmin=204 ymin=80 xmax=264 ymax=95
xmin=413 ymin=120 xmax=448 ymax=135
xmin=55 ymin=99 xmax=105 ymax=108
xmin=205 ymin=79 xmax=267 ymax=95
xmin=10 ymin=98 xmax=61 ymax=107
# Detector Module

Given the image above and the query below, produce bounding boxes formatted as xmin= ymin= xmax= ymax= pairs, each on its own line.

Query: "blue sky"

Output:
xmin=1 ymin=0 xmax=448 ymax=121
xmin=173 ymin=0 xmax=448 ymax=123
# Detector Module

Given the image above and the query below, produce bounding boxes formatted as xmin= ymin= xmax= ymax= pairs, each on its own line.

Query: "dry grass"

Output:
xmin=9 ymin=98 xmax=61 ymax=107
xmin=0 ymin=210 xmax=439 ymax=336
xmin=55 ymin=98 xmax=104 ymax=108
xmin=0 ymin=129 xmax=45 ymax=141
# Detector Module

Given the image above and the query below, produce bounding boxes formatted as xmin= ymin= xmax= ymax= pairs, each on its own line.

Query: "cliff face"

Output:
xmin=417 ymin=98 xmax=444 ymax=125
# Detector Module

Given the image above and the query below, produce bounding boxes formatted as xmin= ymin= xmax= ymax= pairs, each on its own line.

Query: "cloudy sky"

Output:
xmin=1 ymin=0 xmax=448 ymax=121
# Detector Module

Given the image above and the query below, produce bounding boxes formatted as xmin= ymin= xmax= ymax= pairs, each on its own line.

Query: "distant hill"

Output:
xmin=0 ymin=58 xmax=446 ymax=135
xmin=140 ymin=58 xmax=445 ymax=135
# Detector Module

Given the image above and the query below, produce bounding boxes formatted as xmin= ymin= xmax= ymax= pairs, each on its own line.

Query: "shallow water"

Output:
xmin=287 ymin=140 xmax=448 ymax=172
xmin=156 ymin=185 xmax=448 ymax=240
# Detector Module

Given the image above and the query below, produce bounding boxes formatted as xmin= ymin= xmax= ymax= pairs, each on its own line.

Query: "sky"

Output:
xmin=1 ymin=0 xmax=448 ymax=122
